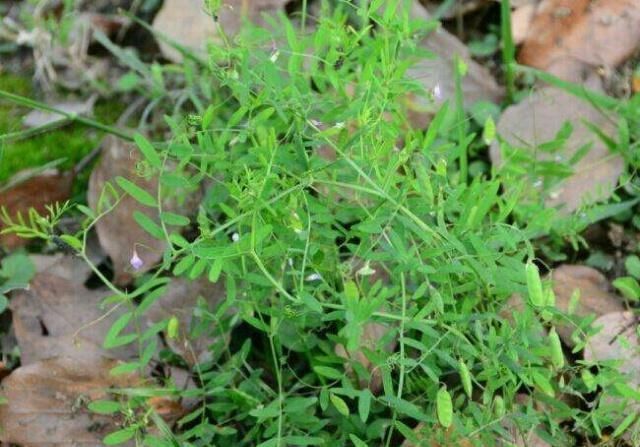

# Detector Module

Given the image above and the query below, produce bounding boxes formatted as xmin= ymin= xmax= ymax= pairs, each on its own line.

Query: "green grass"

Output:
xmin=0 ymin=73 xmax=124 ymax=183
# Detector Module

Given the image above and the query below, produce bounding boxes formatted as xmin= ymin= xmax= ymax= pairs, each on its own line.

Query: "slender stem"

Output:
xmin=0 ymin=90 xmax=133 ymax=141
xmin=454 ymin=55 xmax=467 ymax=184
xmin=0 ymin=118 xmax=72 ymax=142
xmin=301 ymin=0 xmax=308 ymax=32
xmin=500 ymin=0 xmax=515 ymax=102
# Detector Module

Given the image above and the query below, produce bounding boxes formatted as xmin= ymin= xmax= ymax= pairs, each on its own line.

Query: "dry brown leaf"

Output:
xmin=583 ymin=311 xmax=640 ymax=443
xmin=147 ymin=396 xmax=186 ymax=425
xmin=10 ymin=271 xmax=138 ymax=365
xmin=406 ymin=2 xmax=504 ymax=126
xmin=549 ymin=265 xmax=624 ymax=345
xmin=489 ymin=82 xmax=624 ymax=214
xmin=511 ymin=2 xmax=537 ymax=45
xmin=88 ymin=136 xmax=161 ymax=285
xmin=503 ymin=395 xmax=551 ymax=446
xmin=335 ymin=322 xmax=396 ymax=393
xmin=334 ymin=260 xmax=396 ymax=393
xmin=164 ymin=365 xmax=200 ymax=410
xmin=144 ymin=278 xmax=227 ymax=366
xmin=632 ymin=70 xmax=640 ymax=93
xmin=0 ymin=169 xmax=73 ymax=249
xmin=519 ymin=0 xmax=640 ymax=82
xmin=0 ymin=357 xmax=137 ymax=447
xmin=153 ymin=0 xmax=288 ymax=62
xmin=88 ymin=136 xmax=200 ymax=285
xmin=584 ymin=311 xmax=639 ymax=381
xmin=28 ymin=234 xmax=104 ymax=283
xmin=29 ymin=253 xmax=92 ymax=282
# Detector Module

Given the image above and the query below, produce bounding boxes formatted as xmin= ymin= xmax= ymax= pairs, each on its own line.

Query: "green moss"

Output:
xmin=0 ymin=73 xmax=125 ymax=185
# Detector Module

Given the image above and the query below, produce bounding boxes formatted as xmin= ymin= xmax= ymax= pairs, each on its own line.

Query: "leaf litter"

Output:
xmin=10 ymin=270 xmax=138 ymax=365
xmin=490 ymin=79 xmax=625 ymax=214
xmin=406 ymin=1 xmax=504 ymax=125
xmin=519 ymin=0 xmax=640 ymax=83
xmin=550 ymin=264 xmax=625 ymax=346
xmin=144 ymin=277 xmax=228 ymax=366
xmin=88 ymin=135 xmax=201 ymax=286
xmin=0 ymin=168 xmax=73 ymax=249
xmin=0 ymin=357 xmax=138 ymax=447
xmin=152 ymin=0 xmax=289 ymax=62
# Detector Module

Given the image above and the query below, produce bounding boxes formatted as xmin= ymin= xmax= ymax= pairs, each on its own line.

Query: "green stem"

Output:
xmin=500 ymin=0 xmax=515 ymax=102
xmin=0 ymin=90 xmax=133 ymax=141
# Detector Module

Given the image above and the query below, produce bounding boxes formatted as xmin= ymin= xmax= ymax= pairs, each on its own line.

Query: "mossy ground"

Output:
xmin=0 ymin=73 xmax=124 ymax=195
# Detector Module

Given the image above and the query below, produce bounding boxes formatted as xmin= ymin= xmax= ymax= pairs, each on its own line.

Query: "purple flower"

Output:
xmin=130 ymin=249 xmax=144 ymax=270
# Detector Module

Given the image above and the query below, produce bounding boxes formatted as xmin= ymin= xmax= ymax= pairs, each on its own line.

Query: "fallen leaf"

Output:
xmin=505 ymin=425 xmax=552 ymax=446
xmin=632 ymin=69 xmax=640 ymax=93
xmin=334 ymin=260 xmax=396 ymax=393
xmin=22 ymin=98 xmax=94 ymax=128
xmin=335 ymin=322 xmax=395 ymax=393
xmin=144 ymin=278 xmax=227 ymax=366
xmin=550 ymin=265 xmax=624 ymax=345
xmin=0 ymin=361 xmax=9 ymax=381
xmin=147 ymin=396 xmax=186 ymax=424
xmin=88 ymin=136 xmax=201 ymax=285
xmin=511 ymin=2 xmax=537 ymax=45
xmin=583 ymin=310 xmax=640 ymax=442
xmin=165 ymin=365 xmax=199 ymax=410
xmin=10 ymin=271 xmax=138 ymax=365
xmin=406 ymin=2 xmax=504 ymax=126
xmin=28 ymin=235 xmax=105 ymax=283
xmin=0 ymin=169 xmax=73 ymax=249
xmin=504 ymin=395 xmax=552 ymax=446
xmin=0 ymin=357 xmax=137 ymax=447
xmin=88 ymin=135 xmax=162 ymax=285
xmin=153 ymin=0 xmax=288 ymax=62
xmin=583 ymin=311 xmax=639 ymax=382
xmin=519 ymin=0 xmax=640 ymax=82
xmin=489 ymin=81 xmax=624 ymax=214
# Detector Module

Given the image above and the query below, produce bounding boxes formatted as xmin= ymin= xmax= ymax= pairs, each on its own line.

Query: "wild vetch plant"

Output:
xmin=3 ymin=1 xmax=639 ymax=446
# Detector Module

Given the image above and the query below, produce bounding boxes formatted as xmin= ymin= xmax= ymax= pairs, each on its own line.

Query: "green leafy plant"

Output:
xmin=1 ymin=1 xmax=639 ymax=446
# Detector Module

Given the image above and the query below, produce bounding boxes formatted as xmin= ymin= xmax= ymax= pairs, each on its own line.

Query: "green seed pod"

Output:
xmin=493 ymin=395 xmax=505 ymax=417
xmin=458 ymin=359 xmax=472 ymax=399
xmin=436 ymin=387 xmax=453 ymax=428
xmin=548 ymin=327 xmax=564 ymax=369
xmin=167 ymin=315 xmax=179 ymax=340
xmin=526 ymin=262 xmax=544 ymax=307
xmin=483 ymin=116 xmax=496 ymax=145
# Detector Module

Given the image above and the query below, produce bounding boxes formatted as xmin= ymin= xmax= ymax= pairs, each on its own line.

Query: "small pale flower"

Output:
xmin=433 ymin=83 xmax=443 ymax=101
xmin=231 ymin=232 xmax=240 ymax=243
xmin=130 ymin=249 xmax=144 ymax=270
xmin=356 ymin=262 xmax=376 ymax=277
xmin=305 ymin=273 xmax=322 ymax=282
